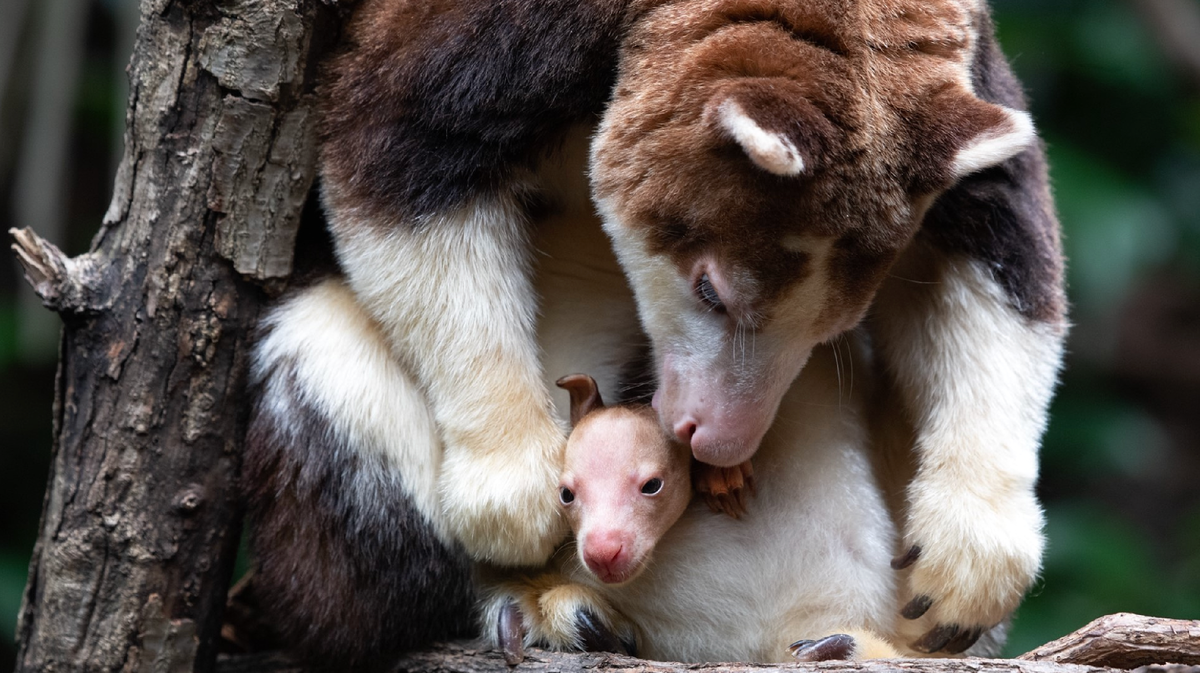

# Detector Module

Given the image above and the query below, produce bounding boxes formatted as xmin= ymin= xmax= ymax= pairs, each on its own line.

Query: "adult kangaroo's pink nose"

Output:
xmin=673 ymin=417 xmax=697 ymax=444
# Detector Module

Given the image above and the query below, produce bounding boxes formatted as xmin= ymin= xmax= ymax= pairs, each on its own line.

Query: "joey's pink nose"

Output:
xmin=583 ymin=533 xmax=630 ymax=583
xmin=673 ymin=418 xmax=698 ymax=443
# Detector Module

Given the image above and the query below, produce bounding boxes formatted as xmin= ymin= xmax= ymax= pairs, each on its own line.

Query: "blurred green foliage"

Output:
xmin=1 ymin=0 xmax=1198 ymax=667
xmin=993 ymin=0 xmax=1200 ymax=655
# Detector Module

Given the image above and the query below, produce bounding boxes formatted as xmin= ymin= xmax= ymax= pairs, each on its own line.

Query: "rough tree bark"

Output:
xmin=9 ymin=0 xmax=342 ymax=670
xmin=1021 ymin=614 xmax=1200 ymax=669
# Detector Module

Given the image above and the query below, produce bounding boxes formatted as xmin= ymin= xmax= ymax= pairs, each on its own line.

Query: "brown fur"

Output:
xmin=921 ymin=10 xmax=1066 ymax=323
xmin=320 ymin=0 xmax=630 ymax=222
xmin=592 ymin=0 xmax=1034 ymax=333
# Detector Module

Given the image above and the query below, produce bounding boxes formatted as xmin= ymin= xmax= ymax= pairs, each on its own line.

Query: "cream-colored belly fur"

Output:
xmin=532 ymin=126 xmax=641 ymax=416
xmin=569 ymin=345 xmax=897 ymax=662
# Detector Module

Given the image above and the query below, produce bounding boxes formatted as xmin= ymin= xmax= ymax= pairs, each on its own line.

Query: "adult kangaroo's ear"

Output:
xmin=556 ymin=374 xmax=605 ymax=426
xmin=704 ymin=77 xmax=839 ymax=177
xmin=909 ymin=84 xmax=1037 ymax=192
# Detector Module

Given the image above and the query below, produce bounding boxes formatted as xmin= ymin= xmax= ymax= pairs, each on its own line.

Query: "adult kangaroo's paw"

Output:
xmin=896 ymin=482 xmax=1044 ymax=654
xmin=440 ymin=421 xmax=568 ymax=566
xmin=333 ymin=198 xmax=572 ymax=568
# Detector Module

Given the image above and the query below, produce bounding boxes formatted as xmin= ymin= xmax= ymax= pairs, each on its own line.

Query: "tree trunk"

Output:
xmin=9 ymin=0 xmax=342 ymax=669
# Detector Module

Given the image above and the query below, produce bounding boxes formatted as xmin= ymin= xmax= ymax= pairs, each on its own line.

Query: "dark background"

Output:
xmin=1 ymin=0 xmax=1198 ymax=668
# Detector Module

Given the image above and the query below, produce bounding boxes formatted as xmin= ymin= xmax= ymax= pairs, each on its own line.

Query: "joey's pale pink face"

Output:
xmin=590 ymin=2 xmax=1038 ymax=467
xmin=559 ymin=408 xmax=691 ymax=585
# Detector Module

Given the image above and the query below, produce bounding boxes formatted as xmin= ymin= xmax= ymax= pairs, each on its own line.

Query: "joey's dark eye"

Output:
xmin=696 ymin=274 xmax=726 ymax=313
xmin=641 ymin=478 xmax=664 ymax=495
xmin=559 ymin=487 xmax=575 ymax=505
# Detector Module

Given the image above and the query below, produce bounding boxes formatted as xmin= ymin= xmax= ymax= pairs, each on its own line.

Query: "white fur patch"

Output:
xmin=951 ymin=108 xmax=1035 ymax=178
xmin=323 ymin=141 xmax=643 ymax=566
xmin=254 ymin=279 xmax=450 ymax=542
xmin=330 ymin=197 xmax=568 ymax=566
xmin=718 ymin=100 xmax=806 ymax=177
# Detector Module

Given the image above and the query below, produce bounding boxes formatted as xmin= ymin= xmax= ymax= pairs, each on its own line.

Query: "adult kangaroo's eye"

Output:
xmin=560 ymin=487 xmax=575 ymax=505
xmin=696 ymin=274 xmax=726 ymax=313
xmin=641 ymin=478 xmax=663 ymax=495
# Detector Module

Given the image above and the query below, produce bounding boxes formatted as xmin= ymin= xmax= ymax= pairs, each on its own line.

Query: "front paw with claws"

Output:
xmin=439 ymin=424 xmax=568 ymax=566
xmin=895 ymin=483 xmax=1045 ymax=655
xmin=482 ymin=577 xmax=636 ymax=659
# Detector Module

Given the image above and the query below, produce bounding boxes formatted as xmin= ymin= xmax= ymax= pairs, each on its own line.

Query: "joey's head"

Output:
xmin=556 ymin=374 xmax=692 ymax=585
xmin=591 ymin=1 xmax=1037 ymax=466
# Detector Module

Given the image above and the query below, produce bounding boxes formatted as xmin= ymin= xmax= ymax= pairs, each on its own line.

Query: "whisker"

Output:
xmin=844 ymin=335 xmax=854 ymax=401
xmin=831 ymin=340 xmax=843 ymax=408
xmin=886 ymin=273 xmax=940 ymax=285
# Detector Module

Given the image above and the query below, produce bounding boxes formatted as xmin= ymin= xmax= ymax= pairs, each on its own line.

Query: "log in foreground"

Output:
xmin=213 ymin=614 xmax=1200 ymax=673
xmin=1021 ymin=614 xmax=1200 ymax=668
xmin=214 ymin=642 xmax=1200 ymax=673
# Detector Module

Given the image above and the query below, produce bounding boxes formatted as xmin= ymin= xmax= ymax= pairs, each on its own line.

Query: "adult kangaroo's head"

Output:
xmin=591 ymin=0 xmax=1035 ymax=466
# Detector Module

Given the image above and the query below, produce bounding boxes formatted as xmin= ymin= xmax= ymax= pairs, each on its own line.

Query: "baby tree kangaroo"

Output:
xmin=485 ymin=361 xmax=903 ymax=663
xmin=487 ymin=373 xmax=755 ymax=661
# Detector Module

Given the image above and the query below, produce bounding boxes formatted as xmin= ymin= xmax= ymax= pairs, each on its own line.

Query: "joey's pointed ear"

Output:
xmin=704 ymin=79 xmax=837 ymax=177
xmin=913 ymin=86 xmax=1037 ymax=190
xmin=556 ymin=374 xmax=605 ymax=426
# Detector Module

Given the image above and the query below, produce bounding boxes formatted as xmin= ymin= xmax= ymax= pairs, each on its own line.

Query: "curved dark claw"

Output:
xmin=912 ymin=624 xmax=960 ymax=654
xmin=577 ymin=609 xmax=630 ymax=655
xmin=498 ymin=600 xmax=526 ymax=666
xmin=891 ymin=545 xmax=922 ymax=570
xmin=788 ymin=634 xmax=857 ymax=661
xmin=788 ymin=639 xmax=814 ymax=652
xmin=900 ymin=594 xmax=933 ymax=620
xmin=942 ymin=627 xmax=983 ymax=654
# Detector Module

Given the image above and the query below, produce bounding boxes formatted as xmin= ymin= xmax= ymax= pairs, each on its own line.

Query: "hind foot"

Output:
xmin=788 ymin=630 xmax=899 ymax=661
xmin=481 ymin=573 xmax=636 ymax=660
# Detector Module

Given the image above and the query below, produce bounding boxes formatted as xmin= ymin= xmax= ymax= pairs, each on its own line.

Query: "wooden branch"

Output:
xmin=1020 ymin=614 xmax=1200 ymax=668
xmin=9 ymin=227 xmax=107 ymax=314
xmin=212 ymin=641 xmax=1200 ymax=673
xmin=210 ymin=613 xmax=1200 ymax=673
xmin=12 ymin=0 xmax=342 ymax=671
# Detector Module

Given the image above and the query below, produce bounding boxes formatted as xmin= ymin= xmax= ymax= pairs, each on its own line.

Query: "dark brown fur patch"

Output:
xmin=919 ymin=12 xmax=1067 ymax=324
xmin=319 ymin=0 xmax=630 ymax=222
xmin=242 ymin=349 xmax=475 ymax=667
